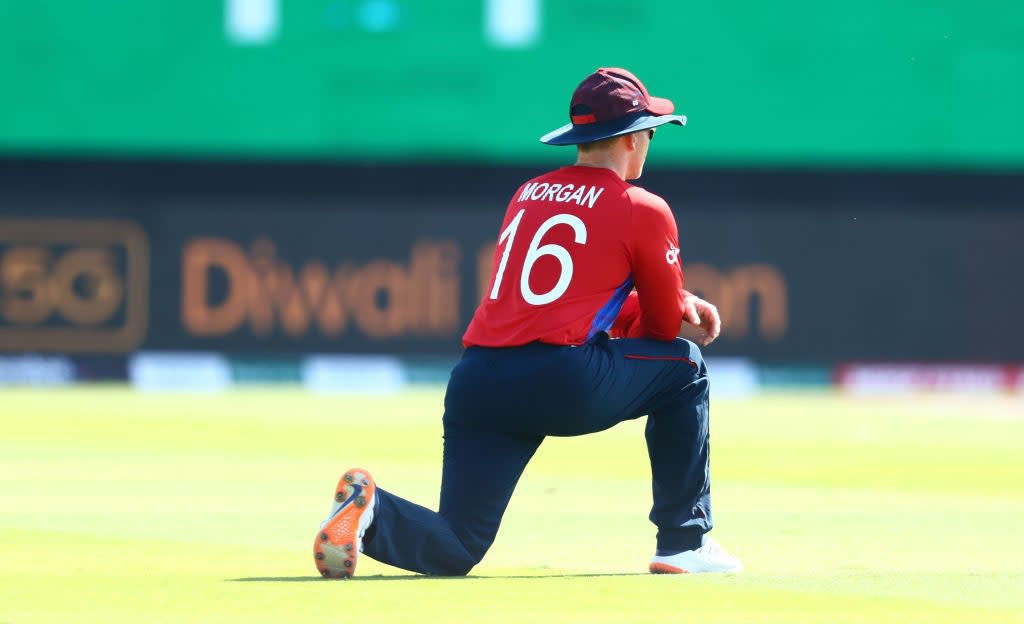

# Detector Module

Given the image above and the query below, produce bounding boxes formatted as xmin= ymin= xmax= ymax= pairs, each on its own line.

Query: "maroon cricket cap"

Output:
xmin=540 ymin=67 xmax=687 ymax=145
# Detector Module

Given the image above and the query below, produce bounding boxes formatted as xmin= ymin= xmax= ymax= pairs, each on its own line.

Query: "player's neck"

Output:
xmin=573 ymin=153 xmax=628 ymax=180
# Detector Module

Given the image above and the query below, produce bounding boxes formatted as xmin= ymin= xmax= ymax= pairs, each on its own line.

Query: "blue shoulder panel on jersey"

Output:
xmin=586 ymin=276 xmax=634 ymax=341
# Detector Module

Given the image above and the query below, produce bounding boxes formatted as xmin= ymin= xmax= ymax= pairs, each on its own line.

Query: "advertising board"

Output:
xmin=2 ymin=164 xmax=1021 ymax=361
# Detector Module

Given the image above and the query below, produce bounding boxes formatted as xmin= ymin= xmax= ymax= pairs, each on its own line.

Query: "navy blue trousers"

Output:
xmin=361 ymin=334 xmax=712 ymax=576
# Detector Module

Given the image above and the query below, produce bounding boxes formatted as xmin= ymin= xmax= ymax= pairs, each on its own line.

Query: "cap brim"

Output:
xmin=540 ymin=112 xmax=686 ymax=146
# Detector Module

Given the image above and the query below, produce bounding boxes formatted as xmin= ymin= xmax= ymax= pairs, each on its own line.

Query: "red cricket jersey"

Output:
xmin=463 ymin=165 xmax=688 ymax=347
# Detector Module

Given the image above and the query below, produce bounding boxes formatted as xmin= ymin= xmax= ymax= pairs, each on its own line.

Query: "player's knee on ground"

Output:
xmin=434 ymin=563 xmax=474 ymax=577
xmin=428 ymin=553 xmax=478 ymax=577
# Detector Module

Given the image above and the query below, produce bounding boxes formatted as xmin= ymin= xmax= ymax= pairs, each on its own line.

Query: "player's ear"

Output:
xmin=621 ymin=133 xmax=637 ymax=152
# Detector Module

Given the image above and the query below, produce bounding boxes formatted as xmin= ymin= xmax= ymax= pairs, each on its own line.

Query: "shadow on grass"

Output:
xmin=229 ymin=572 xmax=647 ymax=583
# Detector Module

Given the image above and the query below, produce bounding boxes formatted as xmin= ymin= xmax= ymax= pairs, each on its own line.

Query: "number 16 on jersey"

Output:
xmin=489 ymin=209 xmax=588 ymax=306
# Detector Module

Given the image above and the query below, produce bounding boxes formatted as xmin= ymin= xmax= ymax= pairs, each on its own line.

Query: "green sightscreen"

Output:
xmin=1 ymin=0 xmax=1022 ymax=167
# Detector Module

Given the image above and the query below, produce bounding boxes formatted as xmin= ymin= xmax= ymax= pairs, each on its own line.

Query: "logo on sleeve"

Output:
xmin=665 ymin=246 xmax=680 ymax=265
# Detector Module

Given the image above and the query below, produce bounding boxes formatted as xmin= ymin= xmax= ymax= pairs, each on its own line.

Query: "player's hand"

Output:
xmin=682 ymin=294 xmax=721 ymax=346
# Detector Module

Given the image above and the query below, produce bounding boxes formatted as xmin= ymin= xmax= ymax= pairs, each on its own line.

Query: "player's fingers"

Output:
xmin=684 ymin=301 xmax=701 ymax=326
xmin=698 ymin=323 xmax=715 ymax=345
xmin=698 ymin=304 xmax=721 ymax=346
xmin=706 ymin=308 xmax=721 ymax=342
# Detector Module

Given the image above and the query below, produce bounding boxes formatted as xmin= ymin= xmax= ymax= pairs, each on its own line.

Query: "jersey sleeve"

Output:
xmin=619 ymin=189 xmax=685 ymax=341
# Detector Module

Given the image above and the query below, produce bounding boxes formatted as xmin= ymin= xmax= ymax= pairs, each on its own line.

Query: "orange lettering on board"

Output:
xmin=181 ymin=237 xmax=461 ymax=340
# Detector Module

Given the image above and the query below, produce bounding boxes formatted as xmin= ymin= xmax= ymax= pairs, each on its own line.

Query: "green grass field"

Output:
xmin=1 ymin=387 xmax=1022 ymax=623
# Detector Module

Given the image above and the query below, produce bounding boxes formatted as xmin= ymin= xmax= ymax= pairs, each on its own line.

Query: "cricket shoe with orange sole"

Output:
xmin=314 ymin=468 xmax=376 ymax=579
xmin=648 ymin=536 xmax=743 ymax=574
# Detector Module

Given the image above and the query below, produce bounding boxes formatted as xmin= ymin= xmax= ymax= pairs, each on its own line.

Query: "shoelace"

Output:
xmin=699 ymin=538 xmax=724 ymax=557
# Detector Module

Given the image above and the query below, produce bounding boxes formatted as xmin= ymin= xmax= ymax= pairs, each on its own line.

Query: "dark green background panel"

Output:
xmin=1 ymin=1 xmax=1022 ymax=167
